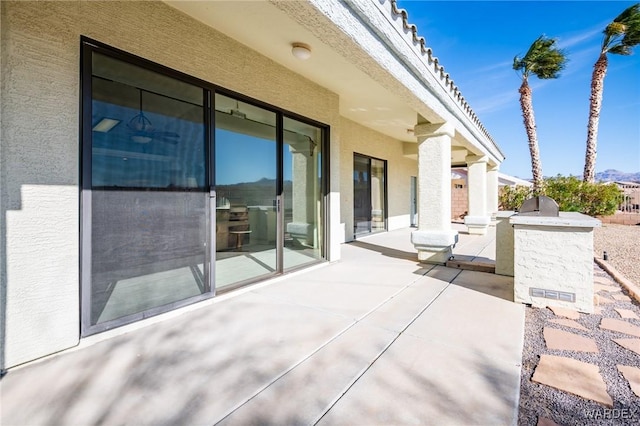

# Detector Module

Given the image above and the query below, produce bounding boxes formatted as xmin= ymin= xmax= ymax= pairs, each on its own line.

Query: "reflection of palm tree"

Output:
xmin=513 ymin=36 xmax=567 ymax=194
xmin=583 ymin=3 xmax=640 ymax=183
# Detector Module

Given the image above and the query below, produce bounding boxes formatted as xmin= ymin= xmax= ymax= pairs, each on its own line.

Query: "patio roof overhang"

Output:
xmin=165 ymin=0 xmax=505 ymax=166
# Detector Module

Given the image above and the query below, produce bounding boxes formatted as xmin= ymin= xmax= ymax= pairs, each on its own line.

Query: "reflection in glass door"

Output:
xmin=283 ymin=117 xmax=323 ymax=271
xmin=410 ymin=176 xmax=418 ymax=227
xmin=85 ymin=52 xmax=208 ymax=333
xmin=214 ymin=94 xmax=278 ymax=289
xmin=354 ymin=154 xmax=387 ymax=236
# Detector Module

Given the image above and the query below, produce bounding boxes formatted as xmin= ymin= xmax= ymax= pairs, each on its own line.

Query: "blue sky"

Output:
xmin=398 ymin=0 xmax=640 ymax=179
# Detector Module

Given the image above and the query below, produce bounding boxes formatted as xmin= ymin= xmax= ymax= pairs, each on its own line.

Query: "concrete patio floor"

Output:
xmin=1 ymin=224 xmax=524 ymax=425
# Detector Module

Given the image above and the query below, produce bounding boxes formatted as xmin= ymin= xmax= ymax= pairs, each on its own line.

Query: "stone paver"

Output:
xmin=548 ymin=318 xmax=588 ymax=331
xmin=600 ymin=318 xmax=640 ymax=338
xmin=614 ymin=308 xmax=639 ymax=320
xmin=543 ymin=327 xmax=598 ymax=352
xmin=611 ymin=293 xmax=631 ymax=302
xmin=612 ymin=338 xmax=640 ymax=356
xmin=532 ymin=355 xmax=612 ymax=407
xmin=595 ymin=295 xmax=615 ymax=305
xmin=617 ymin=365 xmax=640 ymax=398
xmin=594 ymin=283 xmax=619 ymax=293
xmin=549 ymin=306 xmax=580 ymax=320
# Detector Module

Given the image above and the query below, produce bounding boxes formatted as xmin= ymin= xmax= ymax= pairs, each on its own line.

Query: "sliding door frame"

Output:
xmin=80 ymin=38 xmax=215 ymax=336
xmin=80 ymin=37 xmax=330 ymax=335
xmin=353 ymin=152 xmax=388 ymax=237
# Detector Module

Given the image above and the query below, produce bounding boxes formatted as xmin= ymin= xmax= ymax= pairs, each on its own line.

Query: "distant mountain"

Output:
xmin=508 ymin=169 xmax=640 ymax=183
xmin=595 ymin=169 xmax=640 ymax=183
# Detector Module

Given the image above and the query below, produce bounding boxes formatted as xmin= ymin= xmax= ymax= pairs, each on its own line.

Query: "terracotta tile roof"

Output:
xmin=389 ymin=0 xmax=499 ymax=152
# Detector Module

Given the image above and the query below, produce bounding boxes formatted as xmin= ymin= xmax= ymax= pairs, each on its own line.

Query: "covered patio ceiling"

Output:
xmin=165 ymin=0 xmax=448 ymax=146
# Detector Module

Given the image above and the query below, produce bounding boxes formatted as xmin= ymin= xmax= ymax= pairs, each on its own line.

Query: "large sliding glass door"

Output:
xmin=82 ymin=39 xmax=326 ymax=335
xmin=353 ymin=154 xmax=387 ymax=237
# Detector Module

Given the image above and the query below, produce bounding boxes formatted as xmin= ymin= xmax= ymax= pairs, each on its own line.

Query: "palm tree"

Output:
xmin=513 ymin=36 xmax=567 ymax=194
xmin=584 ymin=3 xmax=640 ymax=183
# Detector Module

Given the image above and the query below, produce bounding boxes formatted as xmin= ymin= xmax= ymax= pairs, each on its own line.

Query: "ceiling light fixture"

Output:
xmin=92 ymin=118 xmax=120 ymax=133
xmin=291 ymin=42 xmax=311 ymax=60
xmin=230 ymin=99 xmax=246 ymax=119
xmin=128 ymin=89 xmax=153 ymax=143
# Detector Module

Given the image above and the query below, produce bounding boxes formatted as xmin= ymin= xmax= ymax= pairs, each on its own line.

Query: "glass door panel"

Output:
xmin=88 ymin=53 xmax=208 ymax=329
xmin=353 ymin=154 xmax=387 ymax=237
xmin=283 ymin=117 xmax=323 ymax=271
xmin=354 ymin=154 xmax=372 ymax=235
xmin=214 ymin=94 xmax=277 ymax=289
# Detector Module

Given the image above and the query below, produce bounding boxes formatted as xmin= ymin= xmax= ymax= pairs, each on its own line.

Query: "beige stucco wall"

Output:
xmin=1 ymin=1 xmax=343 ymax=368
xmin=339 ymin=117 xmax=417 ymax=241
xmin=512 ymin=219 xmax=597 ymax=314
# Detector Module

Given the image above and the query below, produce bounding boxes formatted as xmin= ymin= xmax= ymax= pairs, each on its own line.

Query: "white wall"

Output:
xmin=1 ymin=1 xmax=342 ymax=368
xmin=339 ymin=117 xmax=417 ymax=241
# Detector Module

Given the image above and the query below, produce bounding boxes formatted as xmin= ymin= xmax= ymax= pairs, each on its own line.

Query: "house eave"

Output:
xmin=164 ymin=0 xmax=504 ymax=165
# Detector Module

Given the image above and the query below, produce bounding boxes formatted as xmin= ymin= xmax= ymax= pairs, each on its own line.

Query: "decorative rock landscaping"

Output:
xmin=519 ymin=264 xmax=640 ymax=425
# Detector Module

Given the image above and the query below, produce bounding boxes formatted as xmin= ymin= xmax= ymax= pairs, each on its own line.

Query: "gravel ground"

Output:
xmin=594 ymin=223 xmax=640 ymax=286
xmin=518 ymin=224 xmax=640 ymax=426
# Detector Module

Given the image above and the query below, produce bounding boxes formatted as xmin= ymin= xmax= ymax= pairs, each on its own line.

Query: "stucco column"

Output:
xmin=464 ymin=154 xmax=490 ymax=235
xmin=410 ymin=122 xmax=458 ymax=264
xmin=487 ymin=164 xmax=499 ymax=218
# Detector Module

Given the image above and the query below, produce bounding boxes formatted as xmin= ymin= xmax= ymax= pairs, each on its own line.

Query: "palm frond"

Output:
xmin=609 ymin=44 xmax=632 ymax=55
xmin=623 ymin=31 xmax=640 ymax=46
xmin=513 ymin=55 xmax=525 ymax=73
xmin=622 ymin=11 xmax=640 ymax=46
xmin=613 ymin=3 xmax=640 ymax=25
xmin=516 ymin=35 xmax=568 ymax=80
xmin=604 ymin=22 xmax=626 ymax=37
xmin=603 ymin=3 xmax=640 ymax=54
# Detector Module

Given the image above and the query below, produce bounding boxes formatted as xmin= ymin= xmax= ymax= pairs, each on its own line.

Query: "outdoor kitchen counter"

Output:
xmin=511 ymin=211 xmax=601 ymax=313
xmin=510 ymin=211 xmax=602 ymax=228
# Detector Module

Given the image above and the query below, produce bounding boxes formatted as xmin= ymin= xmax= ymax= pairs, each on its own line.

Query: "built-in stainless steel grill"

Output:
xmin=518 ymin=195 xmax=559 ymax=217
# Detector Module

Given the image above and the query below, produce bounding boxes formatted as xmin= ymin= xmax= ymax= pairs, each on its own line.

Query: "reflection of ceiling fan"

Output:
xmin=128 ymin=89 xmax=180 ymax=144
